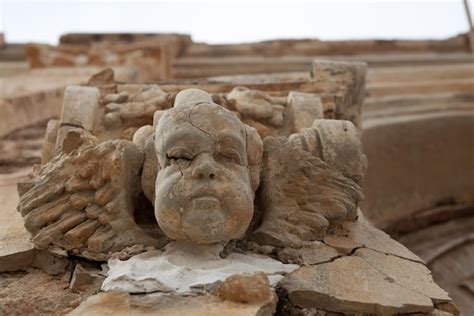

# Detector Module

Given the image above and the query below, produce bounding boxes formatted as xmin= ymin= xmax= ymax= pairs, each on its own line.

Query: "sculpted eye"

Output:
xmin=217 ymin=149 xmax=242 ymax=164
xmin=166 ymin=148 xmax=194 ymax=166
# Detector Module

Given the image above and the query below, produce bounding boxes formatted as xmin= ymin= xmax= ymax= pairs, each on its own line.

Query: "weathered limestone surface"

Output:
xmin=70 ymin=291 xmax=276 ymax=316
xmin=153 ymin=89 xmax=263 ymax=244
xmin=0 ymin=67 xmax=99 ymax=138
xmin=252 ymin=122 xmax=366 ymax=247
xmin=17 ymin=140 xmax=162 ymax=261
xmin=27 ymin=33 xmax=192 ymax=81
xmin=282 ymin=256 xmax=437 ymax=314
xmin=278 ymin=213 xmax=453 ymax=315
xmin=60 ymin=86 xmax=100 ymax=130
xmin=288 ymin=91 xmax=324 ymax=133
xmin=69 ymin=263 xmax=105 ymax=293
xmin=361 ymin=111 xmax=474 ymax=230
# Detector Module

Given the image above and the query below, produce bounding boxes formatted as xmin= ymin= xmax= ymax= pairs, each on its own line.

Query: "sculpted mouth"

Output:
xmin=193 ymin=196 xmax=219 ymax=201
xmin=191 ymin=196 xmax=221 ymax=211
xmin=191 ymin=187 xmax=221 ymax=200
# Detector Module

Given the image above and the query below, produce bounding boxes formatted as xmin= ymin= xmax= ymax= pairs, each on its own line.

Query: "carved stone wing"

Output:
xmin=252 ymin=120 xmax=367 ymax=248
xmin=18 ymin=140 xmax=162 ymax=261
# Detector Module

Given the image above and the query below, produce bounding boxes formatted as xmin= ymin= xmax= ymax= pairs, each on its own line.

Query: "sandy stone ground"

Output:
xmin=0 ymin=268 xmax=82 ymax=315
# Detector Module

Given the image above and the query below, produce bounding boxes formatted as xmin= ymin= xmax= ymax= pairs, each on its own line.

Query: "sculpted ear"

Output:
xmin=245 ymin=125 xmax=263 ymax=193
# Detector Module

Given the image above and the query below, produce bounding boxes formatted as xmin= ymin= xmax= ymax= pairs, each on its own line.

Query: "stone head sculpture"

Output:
xmin=18 ymin=87 xmax=365 ymax=260
xmin=154 ymin=89 xmax=263 ymax=244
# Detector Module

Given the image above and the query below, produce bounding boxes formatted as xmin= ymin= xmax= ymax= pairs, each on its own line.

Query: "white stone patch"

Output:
xmin=102 ymin=241 xmax=299 ymax=294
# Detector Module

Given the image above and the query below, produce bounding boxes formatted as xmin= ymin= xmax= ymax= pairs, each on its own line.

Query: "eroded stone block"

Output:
xmin=60 ymin=85 xmax=100 ymax=131
xmin=288 ymin=91 xmax=324 ymax=133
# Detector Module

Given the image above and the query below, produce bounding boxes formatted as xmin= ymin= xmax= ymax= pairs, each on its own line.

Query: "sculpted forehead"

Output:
xmin=156 ymin=103 xmax=246 ymax=142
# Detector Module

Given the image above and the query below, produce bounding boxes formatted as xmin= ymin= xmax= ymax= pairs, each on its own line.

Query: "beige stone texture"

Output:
xmin=0 ymin=172 xmax=35 ymax=271
xmin=399 ymin=216 xmax=474 ymax=315
xmin=277 ymin=241 xmax=339 ymax=265
xmin=324 ymin=210 xmax=422 ymax=262
xmin=153 ymin=89 xmax=263 ymax=244
xmin=0 ymin=67 xmax=101 ymax=138
xmin=18 ymin=140 xmax=163 ymax=261
xmin=282 ymin=257 xmax=436 ymax=314
xmin=60 ymin=85 xmax=100 ymax=130
xmin=252 ymin=121 xmax=365 ymax=247
xmin=0 ymin=268 xmax=82 ymax=315
xmin=361 ymin=111 xmax=474 ymax=230
xmin=69 ymin=291 xmax=276 ymax=316
xmin=288 ymin=91 xmax=324 ymax=133
xmin=355 ymin=248 xmax=450 ymax=304
xmin=216 ymin=272 xmax=273 ymax=304
xmin=69 ymin=263 xmax=105 ymax=293
xmin=0 ymin=172 xmax=68 ymax=274
xmin=40 ymin=119 xmax=59 ymax=164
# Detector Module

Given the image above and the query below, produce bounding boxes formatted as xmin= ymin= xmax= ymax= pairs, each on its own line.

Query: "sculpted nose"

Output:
xmin=192 ymin=160 xmax=218 ymax=180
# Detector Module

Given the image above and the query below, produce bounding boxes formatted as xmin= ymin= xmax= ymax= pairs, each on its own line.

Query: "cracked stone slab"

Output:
xmin=324 ymin=212 xmax=423 ymax=262
xmin=281 ymin=256 xmax=435 ymax=314
xmin=281 ymin=246 xmax=452 ymax=315
xmin=102 ymin=241 xmax=299 ymax=294
xmin=277 ymin=241 xmax=340 ymax=265
xmin=354 ymin=248 xmax=451 ymax=304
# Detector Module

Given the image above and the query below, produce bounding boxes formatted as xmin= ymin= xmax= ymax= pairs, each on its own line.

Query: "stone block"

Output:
xmin=288 ymin=91 xmax=323 ymax=133
xmin=60 ymin=85 xmax=100 ymax=131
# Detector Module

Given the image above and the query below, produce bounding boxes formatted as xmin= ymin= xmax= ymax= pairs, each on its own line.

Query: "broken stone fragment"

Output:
xmin=55 ymin=126 xmax=96 ymax=156
xmin=103 ymin=91 xmax=129 ymax=104
xmin=69 ymin=263 xmax=105 ymax=293
xmin=103 ymin=111 xmax=123 ymax=129
xmin=0 ymin=247 xmax=69 ymax=275
xmin=216 ymin=272 xmax=272 ymax=304
xmin=130 ymin=85 xmax=168 ymax=103
xmin=312 ymin=119 xmax=367 ymax=183
xmin=277 ymin=241 xmax=339 ymax=266
xmin=227 ymin=86 xmax=286 ymax=126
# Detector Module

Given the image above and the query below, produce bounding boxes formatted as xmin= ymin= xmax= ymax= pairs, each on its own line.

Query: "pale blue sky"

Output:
xmin=0 ymin=0 xmax=472 ymax=44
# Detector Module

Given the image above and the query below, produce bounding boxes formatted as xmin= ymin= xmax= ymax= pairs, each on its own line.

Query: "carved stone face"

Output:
xmin=154 ymin=94 xmax=259 ymax=244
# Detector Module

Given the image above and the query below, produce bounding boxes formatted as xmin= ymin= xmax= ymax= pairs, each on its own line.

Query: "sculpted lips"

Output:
xmin=190 ymin=185 xmax=221 ymax=201
xmin=191 ymin=196 xmax=221 ymax=212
